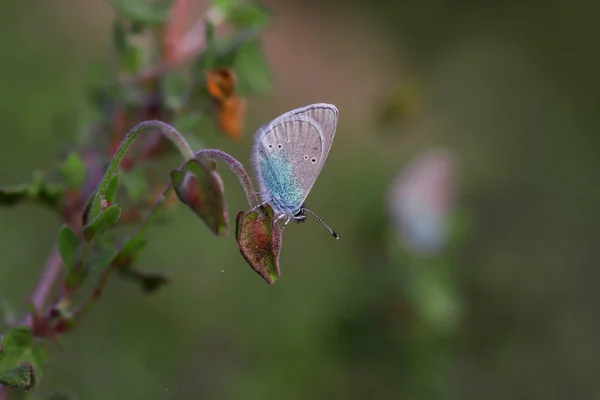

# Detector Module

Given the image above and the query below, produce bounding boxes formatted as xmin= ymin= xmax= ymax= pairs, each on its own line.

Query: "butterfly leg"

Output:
xmin=274 ymin=214 xmax=287 ymax=223
xmin=249 ymin=201 xmax=268 ymax=213
xmin=281 ymin=218 xmax=292 ymax=234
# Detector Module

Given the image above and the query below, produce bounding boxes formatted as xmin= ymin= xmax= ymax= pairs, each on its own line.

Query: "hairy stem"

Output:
xmin=88 ymin=120 xmax=194 ymax=222
xmin=195 ymin=149 xmax=259 ymax=207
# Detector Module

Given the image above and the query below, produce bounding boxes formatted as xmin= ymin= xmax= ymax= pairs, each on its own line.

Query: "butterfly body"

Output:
xmin=251 ymin=103 xmax=339 ymax=225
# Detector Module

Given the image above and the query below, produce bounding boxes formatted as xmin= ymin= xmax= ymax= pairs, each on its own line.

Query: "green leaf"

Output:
xmin=115 ymin=237 xmax=148 ymax=265
xmin=121 ymin=45 xmax=144 ymax=74
xmin=114 ymin=236 xmax=168 ymax=293
xmin=0 ymin=327 xmax=48 ymax=389
xmin=29 ymin=343 xmax=49 ymax=383
xmin=112 ymin=19 xmax=128 ymax=57
xmin=106 ymin=0 xmax=173 ymax=26
xmin=81 ymin=193 xmax=95 ymax=227
xmin=0 ymin=173 xmax=63 ymax=209
xmin=229 ymin=3 xmax=270 ymax=29
xmin=117 ymin=265 xmax=170 ymax=293
xmin=233 ymin=39 xmax=272 ymax=95
xmin=235 ymin=204 xmax=282 ymax=285
xmin=0 ymin=362 xmax=35 ymax=389
xmin=213 ymin=0 xmax=238 ymax=16
xmin=170 ymin=158 xmax=228 ymax=236
xmin=162 ymin=71 xmax=189 ymax=112
xmin=58 ymin=225 xmax=80 ymax=270
xmin=88 ymin=246 xmax=118 ymax=271
xmin=202 ymin=21 xmax=217 ymax=71
xmin=105 ymin=173 xmax=121 ymax=204
xmin=1 ymin=327 xmax=33 ymax=349
xmin=60 ymin=153 xmax=87 ymax=189
xmin=121 ymin=168 xmax=149 ymax=201
xmin=83 ymin=204 xmax=121 ymax=241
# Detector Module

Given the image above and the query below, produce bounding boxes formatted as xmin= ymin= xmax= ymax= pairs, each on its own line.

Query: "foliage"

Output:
xmin=0 ymin=0 xmax=277 ymax=396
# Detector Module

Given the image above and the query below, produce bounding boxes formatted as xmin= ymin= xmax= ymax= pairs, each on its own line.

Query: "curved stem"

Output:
xmin=88 ymin=120 xmax=194 ymax=222
xmin=195 ymin=149 xmax=259 ymax=207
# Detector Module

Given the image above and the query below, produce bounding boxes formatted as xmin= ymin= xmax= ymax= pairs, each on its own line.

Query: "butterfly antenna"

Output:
xmin=302 ymin=208 xmax=339 ymax=239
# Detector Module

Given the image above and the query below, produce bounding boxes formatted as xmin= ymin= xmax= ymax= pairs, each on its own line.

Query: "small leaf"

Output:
xmin=162 ymin=71 xmax=189 ymax=112
xmin=117 ymin=265 xmax=170 ymax=293
xmin=120 ymin=45 xmax=144 ymax=74
xmin=58 ymin=225 xmax=80 ymax=270
xmin=105 ymin=173 xmax=121 ymax=204
xmin=83 ymin=204 xmax=121 ymax=241
xmin=193 ymin=25 xmax=261 ymax=78
xmin=88 ymin=246 xmax=119 ymax=271
xmin=106 ymin=0 xmax=172 ymax=26
xmin=170 ymin=158 xmax=228 ymax=236
xmin=112 ymin=236 xmax=168 ymax=293
xmin=214 ymin=0 xmax=237 ymax=16
xmin=1 ymin=327 xmax=33 ymax=349
xmin=235 ymin=205 xmax=282 ymax=285
xmin=29 ymin=343 xmax=50 ymax=383
xmin=113 ymin=18 xmax=128 ymax=57
xmin=203 ymin=21 xmax=217 ymax=70
xmin=0 ymin=362 xmax=35 ymax=389
xmin=81 ymin=193 xmax=95 ymax=227
xmin=60 ymin=152 xmax=87 ymax=189
xmin=229 ymin=3 xmax=270 ymax=29
xmin=233 ymin=39 xmax=272 ymax=95
xmin=0 ymin=327 xmax=48 ymax=388
xmin=0 ymin=174 xmax=63 ymax=209
xmin=115 ymin=237 xmax=147 ymax=265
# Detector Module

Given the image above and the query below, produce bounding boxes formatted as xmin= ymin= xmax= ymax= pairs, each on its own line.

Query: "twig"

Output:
xmin=22 ymin=249 xmax=64 ymax=327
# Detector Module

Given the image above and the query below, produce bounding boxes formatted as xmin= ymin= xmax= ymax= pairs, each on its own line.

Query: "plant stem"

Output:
xmin=88 ymin=120 xmax=194 ymax=222
xmin=195 ymin=149 xmax=259 ymax=207
xmin=23 ymin=249 xmax=63 ymax=326
xmin=138 ymin=183 xmax=173 ymax=237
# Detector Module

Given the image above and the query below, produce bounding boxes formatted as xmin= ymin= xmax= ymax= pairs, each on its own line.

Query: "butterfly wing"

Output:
xmin=252 ymin=103 xmax=339 ymax=215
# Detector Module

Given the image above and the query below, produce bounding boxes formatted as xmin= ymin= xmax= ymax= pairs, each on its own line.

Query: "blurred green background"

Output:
xmin=1 ymin=0 xmax=599 ymax=399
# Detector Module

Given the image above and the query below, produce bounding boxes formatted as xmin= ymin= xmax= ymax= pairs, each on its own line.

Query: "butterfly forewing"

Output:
xmin=252 ymin=103 xmax=339 ymax=216
xmin=286 ymin=103 xmax=338 ymax=162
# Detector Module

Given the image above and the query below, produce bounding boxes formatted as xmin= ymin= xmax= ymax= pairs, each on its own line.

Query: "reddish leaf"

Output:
xmin=206 ymin=68 xmax=238 ymax=101
xmin=216 ymin=96 xmax=245 ymax=140
xmin=206 ymin=68 xmax=246 ymax=140
xmin=171 ymin=158 xmax=228 ymax=236
xmin=235 ymin=204 xmax=282 ymax=285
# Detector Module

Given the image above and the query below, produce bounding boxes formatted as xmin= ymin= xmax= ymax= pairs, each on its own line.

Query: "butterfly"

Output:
xmin=251 ymin=103 xmax=339 ymax=239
